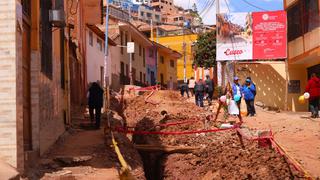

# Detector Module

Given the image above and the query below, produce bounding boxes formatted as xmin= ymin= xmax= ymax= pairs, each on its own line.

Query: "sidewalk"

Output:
xmin=243 ymin=107 xmax=320 ymax=178
xmin=26 ymin=113 xmax=120 ymax=180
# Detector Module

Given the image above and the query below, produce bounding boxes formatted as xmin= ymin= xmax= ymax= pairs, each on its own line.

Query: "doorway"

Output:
xmin=22 ymin=21 xmax=32 ymax=151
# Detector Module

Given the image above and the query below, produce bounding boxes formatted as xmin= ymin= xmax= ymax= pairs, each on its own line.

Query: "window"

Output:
xmin=120 ymin=62 xmax=125 ymax=84
xmin=179 ymin=17 xmax=184 ymax=20
xmin=41 ymin=0 xmax=53 ymax=79
xmin=143 ymin=48 xmax=146 ymax=67
xmin=132 ymin=53 xmax=135 ymax=61
xmin=287 ymin=0 xmax=320 ymax=41
xmin=89 ymin=32 xmax=93 ymax=46
xmin=140 ymin=72 xmax=143 ymax=82
xmin=125 ymin=33 xmax=128 ymax=49
xmin=149 ymin=49 xmax=154 ymax=58
xmin=147 ymin=13 xmax=152 ymax=18
xmin=155 ymin=15 xmax=160 ymax=20
xmin=139 ymin=45 xmax=142 ymax=56
xmin=160 ymin=73 xmax=164 ymax=85
xmin=143 ymin=73 xmax=146 ymax=83
xmin=132 ymin=68 xmax=136 ymax=83
xmin=126 ymin=64 xmax=129 ymax=76
xmin=131 ymin=40 xmax=135 ymax=60
xmin=160 ymin=56 xmax=164 ymax=64
xmin=141 ymin=12 xmax=144 ymax=16
xmin=170 ymin=60 xmax=174 ymax=67
xmin=304 ymin=0 xmax=320 ymax=32
xmin=120 ymin=31 xmax=124 ymax=54
xmin=287 ymin=4 xmax=303 ymax=41
xmin=97 ymin=38 xmax=103 ymax=51
xmin=174 ymin=17 xmax=179 ymax=21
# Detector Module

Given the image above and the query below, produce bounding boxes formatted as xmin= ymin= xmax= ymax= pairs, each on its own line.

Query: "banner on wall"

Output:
xmin=216 ymin=10 xmax=287 ymax=61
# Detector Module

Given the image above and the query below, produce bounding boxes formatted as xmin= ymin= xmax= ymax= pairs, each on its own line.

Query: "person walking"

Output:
xmin=180 ymin=82 xmax=189 ymax=98
xmin=88 ymin=82 xmax=104 ymax=129
xmin=242 ymin=79 xmax=256 ymax=117
xmin=194 ymin=78 xmax=205 ymax=107
xmin=188 ymin=77 xmax=196 ymax=97
xmin=305 ymin=73 xmax=320 ymax=118
xmin=205 ymin=75 xmax=214 ymax=106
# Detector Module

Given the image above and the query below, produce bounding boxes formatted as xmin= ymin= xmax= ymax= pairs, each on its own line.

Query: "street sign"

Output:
xmin=127 ymin=42 xmax=135 ymax=53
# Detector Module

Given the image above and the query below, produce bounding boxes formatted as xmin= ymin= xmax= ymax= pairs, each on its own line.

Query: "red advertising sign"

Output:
xmin=252 ymin=11 xmax=287 ymax=59
xmin=216 ymin=10 xmax=287 ymax=61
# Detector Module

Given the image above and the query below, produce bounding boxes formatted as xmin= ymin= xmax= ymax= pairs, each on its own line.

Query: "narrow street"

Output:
xmin=1 ymin=0 xmax=319 ymax=179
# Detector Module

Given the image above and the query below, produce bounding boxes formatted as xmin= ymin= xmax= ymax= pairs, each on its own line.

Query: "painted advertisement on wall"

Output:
xmin=216 ymin=10 xmax=287 ymax=61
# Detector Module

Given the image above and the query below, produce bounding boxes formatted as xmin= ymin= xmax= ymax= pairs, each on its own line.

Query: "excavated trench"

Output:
xmin=113 ymin=91 xmax=305 ymax=180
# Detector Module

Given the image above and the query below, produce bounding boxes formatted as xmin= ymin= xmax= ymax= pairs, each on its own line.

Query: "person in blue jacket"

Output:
xmin=243 ymin=78 xmax=256 ymax=117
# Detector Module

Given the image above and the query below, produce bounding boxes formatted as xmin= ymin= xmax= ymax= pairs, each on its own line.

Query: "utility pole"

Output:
xmin=151 ymin=19 xmax=154 ymax=42
xmin=216 ymin=0 xmax=223 ymax=87
xmin=183 ymin=41 xmax=187 ymax=83
xmin=129 ymin=5 xmax=134 ymax=85
xmin=104 ymin=0 xmax=110 ymax=110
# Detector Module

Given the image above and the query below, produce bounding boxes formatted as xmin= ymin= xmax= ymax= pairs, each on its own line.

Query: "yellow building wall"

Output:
xmin=287 ymin=65 xmax=308 ymax=112
xmin=157 ymin=50 xmax=178 ymax=86
xmin=157 ymin=34 xmax=198 ymax=81
xmin=157 ymin=52 xmax=168 ymax=82
xmin=236 ymin=62 xmax=287 ymax=110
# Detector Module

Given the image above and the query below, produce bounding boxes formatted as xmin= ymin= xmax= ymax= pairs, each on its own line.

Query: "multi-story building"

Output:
xmin=151 ymin=0 xmax=176 ymax=14
xmin=0 ymin=0 xmax=101 ymax=172
xmin=138 ymin=4 xmax=162 ymax=24
xmin=157 ymin=34 xmax=198 ymax=82
xmin=86 ymin=25 xmax=116 ymax=87
xmin=156 ymin=43 xmax=182 ymax=88
xmin=285 ymin=0 xmax=320 ymax=111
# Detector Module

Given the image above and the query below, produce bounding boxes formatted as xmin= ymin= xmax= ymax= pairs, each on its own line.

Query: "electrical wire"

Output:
xmin=241 ymin=0 xmax=267 ymax=11
xmin=224 ymin=0 xmax=231 ymax=13
xmin=200 ymin=0 xmax=216 ymax=17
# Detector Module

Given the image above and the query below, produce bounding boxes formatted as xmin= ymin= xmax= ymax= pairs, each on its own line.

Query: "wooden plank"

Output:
xmin=134 ymin=144 xmax=199 ymax=153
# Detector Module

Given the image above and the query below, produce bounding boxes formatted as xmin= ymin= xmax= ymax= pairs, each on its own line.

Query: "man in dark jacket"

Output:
xmin=305 ymin=73 xmax=320 ymax=118
xmin=194 ymin=78 xmax=205 ymax=107
xmin=205 ymin=75 xmax=214 ymax=106
xmin=88 ymin=82 xmax=104 ymax=129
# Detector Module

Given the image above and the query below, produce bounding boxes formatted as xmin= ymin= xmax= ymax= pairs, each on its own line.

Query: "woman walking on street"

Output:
xmin=305 ymin=73 xmax=320 ymax=118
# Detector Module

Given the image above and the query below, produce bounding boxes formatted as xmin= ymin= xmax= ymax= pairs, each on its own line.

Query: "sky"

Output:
xmin=173 ymin=0 xmax=284 ymax=25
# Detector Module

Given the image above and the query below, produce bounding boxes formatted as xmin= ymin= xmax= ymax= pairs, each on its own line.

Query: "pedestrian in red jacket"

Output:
xmin=305 ymin=73 xmax=320 ymax=118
